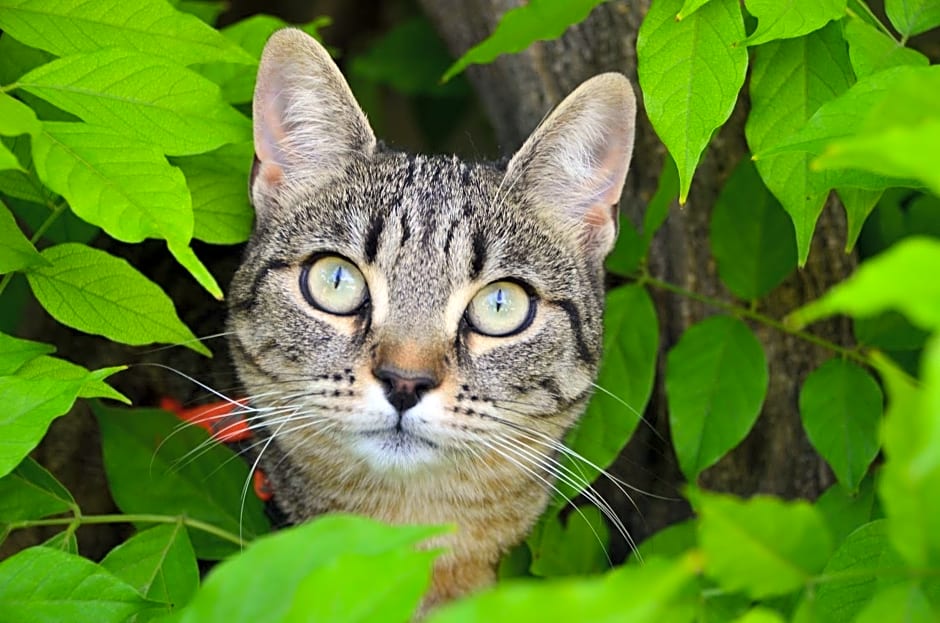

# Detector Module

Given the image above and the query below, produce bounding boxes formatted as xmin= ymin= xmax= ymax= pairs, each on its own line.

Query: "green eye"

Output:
xmin=301 ymin=255 xmax=368 ymax=315
xmin=466 ymin=281 xmax=534 ymax=337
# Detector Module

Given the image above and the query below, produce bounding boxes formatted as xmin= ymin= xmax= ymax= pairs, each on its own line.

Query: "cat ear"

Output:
xmin=504 ymin=73 xmax=636 ymax=260
xmin=252 ymin=28 xmax=376 ymax=212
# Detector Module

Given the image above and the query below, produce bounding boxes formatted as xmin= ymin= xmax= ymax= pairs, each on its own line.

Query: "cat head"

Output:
xmin=228 ymin=29 xmax=635 ymax=487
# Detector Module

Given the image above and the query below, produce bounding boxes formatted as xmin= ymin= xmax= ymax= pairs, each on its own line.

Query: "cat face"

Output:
xmin=228 ymin=29 xmax=635 ymax=503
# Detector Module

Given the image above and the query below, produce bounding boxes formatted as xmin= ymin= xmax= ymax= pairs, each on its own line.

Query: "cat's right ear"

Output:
xmin=252 ymin=29 xmax=376 ymax=215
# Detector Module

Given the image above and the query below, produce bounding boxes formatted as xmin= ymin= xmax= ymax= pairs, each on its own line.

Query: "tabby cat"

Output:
xmin=227 ymin=28 xmax=636 ymax=609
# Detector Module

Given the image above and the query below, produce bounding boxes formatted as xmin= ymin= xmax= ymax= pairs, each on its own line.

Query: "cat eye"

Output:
xmin=466 ymin=281 xmax=534 ymax=337
xmin=300 ymin=255 xmax=369 ymax=315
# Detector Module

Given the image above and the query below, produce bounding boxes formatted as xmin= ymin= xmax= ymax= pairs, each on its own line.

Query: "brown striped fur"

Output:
xmin=228 ymin=28 xmax=636 ymax=611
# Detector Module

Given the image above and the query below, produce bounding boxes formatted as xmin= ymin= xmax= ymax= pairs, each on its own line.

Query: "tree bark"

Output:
xmin=419 ymin=0 xmax=856 ymax=554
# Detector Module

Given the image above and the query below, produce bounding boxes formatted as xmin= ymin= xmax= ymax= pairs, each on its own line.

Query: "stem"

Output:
xmin=849 ymin=0 xmax=899 ymax=41
xmin=640 ymin=275 xmax=871 ymax=367
xmin=7 ymin=513 xmax=248 ymax=548
xmin=0 ymin=200 xmax=68 ymax=297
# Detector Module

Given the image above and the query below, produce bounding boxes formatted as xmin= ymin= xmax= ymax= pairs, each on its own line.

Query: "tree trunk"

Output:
xmin=419 ymin=0 xmax=856 ymax=553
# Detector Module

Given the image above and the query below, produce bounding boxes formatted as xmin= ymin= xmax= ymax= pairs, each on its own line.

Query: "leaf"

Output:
xmin=6 ymin=195 xmax=100 ymax=245
xmin=171 ymin=0 xmax=227 ymax=25
xmin=732 ymin=609 xmax=786 ymax=623
xmin=745 ymin=22 xmax=855 ymax=265
xmin=284 ymin=549 xmax=438 ymax=623
xmin=815 ymin=119 xmax=940 ymax=197
xmin=787 ymin=236 xmax=940 ymax=332
xmin=178 ymin=516 xmax=444 ymax=623
xmin=442 ymin=0 xmax=607 ymax=82
xmin=844 ymin=16 xmax=929 ymax=78
xmin=0 ymin=331 xmax=54 ymax=375
xmin=855 ymin=583 xmax=935 ymax=623
xmin=885 ymin=0 xmax=940 ymax=37
xmin=666 ymin=315 xmax=769 ymax=481
xmin=167 ymin=242 xmax=223 ymax=301
xmin=0 ymin=0 xmax=255 ymax=66
xmin=428 ymin=555 xmax=698 ymax=623
xmin=0 ymin=143 xmax=22 ymax=172
xmin=814 ymin=477 xmax=876 ymax=544
xmin=743 ymin=0 xmax=846 ymax=46
xmin=94 ymin=404 xmax=270 ymax=559
xmin=837 ymin=187 xmax=884 ymax=251
xmin=529 ymin=506 xmax=609 ymax=577
xmin=709 ymin=158 xmax=796 ymax=299
xmin=854 ymin=311 xmax=930 ymax=351
xmin=31 ymin=122 xmax=193 ymax=246
xmin=0 ymin=92 xmax=40 ymax=138
xmin=637 ymin=0 xmax=748 ymax=204
xmin=0 ymin=457 xmax=75 ymax=522
xmin=557 ymin=285 xmax=658 ymax=503
xmin=14 ymin=355 xmax=127 ymax=403
xmin=0 ymin=198 xmax=44 ymax=273
xmin=26 ymin=244 xmax=208 ymax=355
xmin=800 ymin=359 xmax=883 ymax=491
xmin=0 ymin=33 xmax=54 ymax=85
xmin=173 ymin=142 xmax=253 ymax=244
xmin=690 ymin=489 xmax=833 ymax=598
xmin=42 ymin=530 xmax=78 ymax=555
xmin=0 ymin=546 xmax=153 ymax=623
xmin=18 ymin=50 xmax=250 ymax=157
xmin=101 ymin=523 xmax=199 ymax=622
xmin=813 ymin=520 xmax=906 ymax=622
xmin=677 ymin=0 xmax=714 ymax=20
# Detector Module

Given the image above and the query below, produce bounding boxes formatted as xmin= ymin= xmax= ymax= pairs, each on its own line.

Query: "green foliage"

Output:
xmin=1 ymin=0 xmax=939 ymax=621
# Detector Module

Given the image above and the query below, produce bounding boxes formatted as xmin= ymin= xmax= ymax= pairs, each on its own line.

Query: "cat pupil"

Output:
xmin=331 ymin=266 xmax=343 ymax=289
xmin=494 ymin=288 xmax=505 ymax=313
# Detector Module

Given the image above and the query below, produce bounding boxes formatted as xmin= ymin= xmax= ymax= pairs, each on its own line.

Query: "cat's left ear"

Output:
xmin=505 ymin=74 xmax=636 ymax=260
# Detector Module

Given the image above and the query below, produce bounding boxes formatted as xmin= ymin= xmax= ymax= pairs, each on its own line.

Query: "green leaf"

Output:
xmin=42 ymin=530 xmax=78 ymax=555
xmin=101 ymin=523 xmax=199 ymax=622
xmin=0 ymin=198 xmax=44 ymax=273
xmin=0 ymin=92 xmax=40 ymax=138
xmin=787 ymin=236 xmax=940 ymax=332
xmin=26 ymin=243 xmax=208 ymax=355
xmin=283 ymin=548 xmax=438 ymax=623
xmin=18 ymin=50 xmax=250 ymax=156
xmin=710 ymin=158 xmax=797 ymax=299
xmin=854 ymin=311 xmax=930 ymax=351
xmin=837 ymin=187 xmax=884 ymax=251
xmin=745 ymin=22 xmax=855 ymax=265
xmin=855 ymin=582 xmax=935 ymax=623
xmin=666 ymin=316 xmax=769 ymax=481
xmin=743 ymin=0 xmax=846 ymax=46
xmin=558 ymin=285 xmax=658 ymax=503
xmin=677 ymin=0 xmax=714 ymax=20
xmin=630 ymin=519 xmax=697 ymax=563
xmin=0 ymin=33 xmax=54 ymax=85
xmin=815 ymin=477 xmax=877 ymax=544
xmin=442 ymin=0 xmax=607 ymax=82
xmin=14 ymin=355 xmax=127 ymax=403
xmin=178 ymin=516 xmax=443 ymax=623
xmin=0 ymin=546 xmax=152 ymax=623
xmin=0 ymin=143 xmax=23 ymax=172
xmin=171 ymin=0 xmax=227 ymax=25
xmin=691 ymin=489 xmax=833 ymax=598
xmin=94 ymin=404 xmax=270 ymax=559
xmin=813 ymin=520 xmax=905 ymax=622
xmin=173 ymin=142 xmax=253 ymax=244
xmin=799 ymin=359 xmax=883 ymax=491
xmin=0 ymin=0 xmax=255 ymax=66
xmin=6 ymin=196 xmax=100 ymax=245
xmin=428 ymin=555 xmax=698 ymax=623
xmin=529 ymin=506 xmax=609 ymax=577
xmin=167 ymin=242 xmax=223 ymax=301
xmin=0 ymin=331 xmax=54 ymax=375
xmin=885 ymin=0 xmax=940 ymax=37
xmin=844 ymin=16 xmax=929 ymax=78
xmin=32 ymin=122 xmax=193 ymax=246
xmin=732 ymin=608 xmax=786 ymax=623
xmin=0 ymin=457 xmax=75 ymax=522
xmin=637 ymin=0 xmax=748 ymax=204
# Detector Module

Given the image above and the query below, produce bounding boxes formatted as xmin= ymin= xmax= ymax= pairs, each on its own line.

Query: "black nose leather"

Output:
xmin=374 ymin=366 xmax=438 ymax=413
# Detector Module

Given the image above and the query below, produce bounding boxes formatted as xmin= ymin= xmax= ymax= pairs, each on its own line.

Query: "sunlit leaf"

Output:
xmin=529 ymin=506 xmax=609 ymax=577
xmin=0 ymin=92 xmax=41 ymax=138
xmin=743 ymin=0 xmax=846 ymax=46
xmin=95 ymin=404 xmax=269 ymax=559
xmin=442 ymin=0 xmax=608 ymax=82
xmin=637 ymin=0 xmax=747 ymax=203
xmin=0 ymin=0 xmax=255 ymax=66
xmin=885 ymin=0 xmax=940 ymax=37
xmin=814 ymin=477 xmax=877 ymax=544
xmin=666 ymin=316 xmax=768 ymax=481
xmin=844 ymin=17 xmax=929 ymax=78
xmin=0 ymin=332 xmax=54 ymax=376
xmin=0 ymin=457 xmax=75 ymax=522
xmin=26 ymin=244 xmax=208 ymax=355
xmin=168 ymin=242 xmax=223 ymax=301
xmin=788 ymin=236 xmax=940 ymax=332
xmin=0 ymin=198 xmax=44 ymax=273
xmin=837 ymin=187 xmax=884 ymax=251
xmin=710 ymin=158 xmax=796 ymax=299
xmin=691 ymin=489 xmax=833 ymax=598
xmin=0 ymin=546 xmax=152 ymax=622
xmin=745 ymin=22 xmax=854 ymax=265
xmin=677 ymin=0 xmax=713 ymax=20
xmin=855 ymin=582 xmax=935 ymax=623
xmin=179 ymin=516 xmax=443 ymax=622
xmin=799 ymin=359 xmax=883 ymax=491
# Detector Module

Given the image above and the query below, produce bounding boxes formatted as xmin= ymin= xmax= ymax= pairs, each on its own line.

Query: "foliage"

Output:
xmin=0 ymin=0 xmax=939 ymax=621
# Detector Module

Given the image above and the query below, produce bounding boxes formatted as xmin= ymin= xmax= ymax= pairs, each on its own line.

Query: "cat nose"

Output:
xmin=374 ymin=365 xmax=439 ymax=413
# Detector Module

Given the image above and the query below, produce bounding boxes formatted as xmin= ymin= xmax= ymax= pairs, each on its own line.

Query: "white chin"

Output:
xmin=354 ymin=430 xmax=440 ymax=473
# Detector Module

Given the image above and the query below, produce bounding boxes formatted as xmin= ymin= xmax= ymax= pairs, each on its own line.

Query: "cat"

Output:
xmin=227 ymin=27 xmax=636 ymax=609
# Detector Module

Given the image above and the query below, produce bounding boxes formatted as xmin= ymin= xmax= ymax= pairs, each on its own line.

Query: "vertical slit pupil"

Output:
xmin=494 ymin=288 xmax=505 ymax=313
xmin=332 ymin=266 xmax=343 ymax=289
